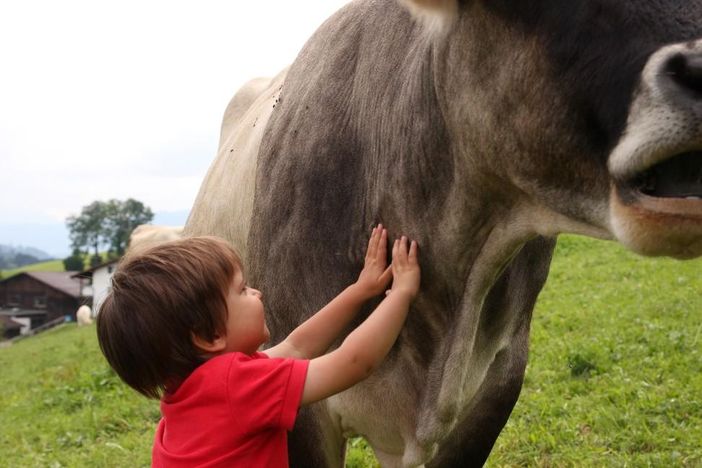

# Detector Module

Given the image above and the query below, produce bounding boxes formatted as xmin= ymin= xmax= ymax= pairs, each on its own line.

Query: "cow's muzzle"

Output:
xmin=665 ymin=51 xmax=702 ymax=98
xmin=608 ymin=41 xmax=702 ymax=258
xmin=629 ymin=150 xmax=702 ymax=200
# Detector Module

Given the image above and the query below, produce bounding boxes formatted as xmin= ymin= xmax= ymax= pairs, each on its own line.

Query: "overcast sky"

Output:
xmin=0 ymin=0 xmax=350 ymax=256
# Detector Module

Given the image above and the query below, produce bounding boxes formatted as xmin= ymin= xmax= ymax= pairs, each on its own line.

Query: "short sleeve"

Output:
xmin=226 ymin=353 xmax=309 ymax=431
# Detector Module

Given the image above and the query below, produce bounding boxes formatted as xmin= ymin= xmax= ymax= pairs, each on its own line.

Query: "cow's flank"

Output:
xmin=186 ymin=0 xmax=702 ymax=466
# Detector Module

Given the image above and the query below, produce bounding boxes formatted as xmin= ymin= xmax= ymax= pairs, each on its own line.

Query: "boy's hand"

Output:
xmin=300 ymin=231 xmax=420 ymax=405
xmin=355 ymin=224 xmax=393 ymax=298
xmin=389 ymin=236 xmax=420 ymax=299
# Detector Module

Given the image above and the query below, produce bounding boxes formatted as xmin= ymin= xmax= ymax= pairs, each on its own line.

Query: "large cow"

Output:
xmin=185 ymin=0 xmax=702 ymax=466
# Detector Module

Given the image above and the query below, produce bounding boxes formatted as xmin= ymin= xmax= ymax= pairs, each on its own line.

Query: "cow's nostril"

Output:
xmin=665 ymin=53 xmax=702 ymax=96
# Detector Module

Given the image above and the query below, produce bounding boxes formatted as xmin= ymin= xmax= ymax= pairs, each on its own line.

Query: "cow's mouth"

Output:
xmin=618 ymin=151 xmax=702 ymax=217
xmin=631 ymin=151 xmax=702 ymax=199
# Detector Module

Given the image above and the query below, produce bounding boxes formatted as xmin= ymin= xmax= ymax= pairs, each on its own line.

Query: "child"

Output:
xmin=96 ymin=224 xmax=420 ymax=467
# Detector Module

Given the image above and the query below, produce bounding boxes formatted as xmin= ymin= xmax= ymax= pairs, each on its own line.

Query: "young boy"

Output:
xmin=96 ymin=225 xmax=420 ymax=467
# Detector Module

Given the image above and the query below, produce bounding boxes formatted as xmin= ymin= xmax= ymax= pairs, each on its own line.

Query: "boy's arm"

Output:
xmin=301 ymin=237 xmax=419 ymax=405
xmin=265 ymin=226 xmax=392 ymax=359
xmin=264 ymin=283 xmax=372 ymax=359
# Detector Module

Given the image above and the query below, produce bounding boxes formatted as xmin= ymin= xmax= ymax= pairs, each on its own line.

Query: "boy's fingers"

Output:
xmin=409 ymin=240 xmax=418 ymax=262
xmin=366 ymin=226 xmax=376 ymax=250
xmin=392 ymin=238 xmax=401 ymax=267
xmin=378 ymin=265 xmax=393 ymax=285
xmin=377 ymin=229 xmax=387 ymax=262
xmin=366 ymin=226 xmax=379 ymax=259
xmin=400 ymin=236 xmax=408 ymax=262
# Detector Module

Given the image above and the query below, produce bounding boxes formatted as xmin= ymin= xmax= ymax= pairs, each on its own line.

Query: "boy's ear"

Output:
xmin=191 ymin=332 xmax=226 ymax=353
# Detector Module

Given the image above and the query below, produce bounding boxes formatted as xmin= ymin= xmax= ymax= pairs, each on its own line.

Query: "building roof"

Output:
xmin=2 ymin=271 xmax=83 ymax=298
xmin=72 ymin=259 xmax=120 ymax=278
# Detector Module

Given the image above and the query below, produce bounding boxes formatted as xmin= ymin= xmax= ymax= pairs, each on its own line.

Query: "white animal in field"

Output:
xmin=127 ymin=225 xmax=183 ymax=256
xmin=76 ymin=305 xmax=92 ymax=326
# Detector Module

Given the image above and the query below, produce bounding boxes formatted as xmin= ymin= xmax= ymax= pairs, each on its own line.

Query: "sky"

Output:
xmin=0 ymin=0 xmax=350 ymax=257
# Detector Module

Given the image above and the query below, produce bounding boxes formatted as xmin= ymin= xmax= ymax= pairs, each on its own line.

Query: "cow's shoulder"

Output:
xmin=186 ymin=70 xmax=288 ymax=261
xmin=218 ymin=76 xmax=274 ymax=148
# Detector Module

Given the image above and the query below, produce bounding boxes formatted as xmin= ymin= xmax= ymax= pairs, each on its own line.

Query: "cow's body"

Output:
xmin=186 ymin=0 xmax=702 ymax=466
xmin=127 ymin=224 xmax=184 ymax=257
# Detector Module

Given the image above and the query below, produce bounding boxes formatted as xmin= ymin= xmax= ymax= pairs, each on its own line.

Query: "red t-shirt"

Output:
xmin=152 ymin=352 xmax=309 ymax=468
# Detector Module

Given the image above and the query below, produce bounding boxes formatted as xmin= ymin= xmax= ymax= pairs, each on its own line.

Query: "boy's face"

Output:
xmin=222 ymin=267 xmax=270 ymax=355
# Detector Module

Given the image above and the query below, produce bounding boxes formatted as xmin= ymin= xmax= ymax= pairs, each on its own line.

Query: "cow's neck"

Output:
xmin=414 ymin=200 xmax=545 ymax=440
xmin=360 ymin=30 xmax=602 ymax=448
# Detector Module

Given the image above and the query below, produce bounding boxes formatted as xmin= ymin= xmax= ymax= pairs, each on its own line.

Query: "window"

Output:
xmin=34 ymin=295 xmax=47 ymax=309
xmin=8 ymin=294 xmax=20 ymax=306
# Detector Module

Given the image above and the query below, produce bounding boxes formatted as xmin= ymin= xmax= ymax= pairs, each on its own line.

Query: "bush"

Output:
xmin=89 ymin=254 xmax=102 ymax=268
xmin=63 ymin=249 xmax=85 ymax=272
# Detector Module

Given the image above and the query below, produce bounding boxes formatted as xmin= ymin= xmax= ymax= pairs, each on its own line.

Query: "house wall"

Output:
xmin=1 ymin=320 xmax=21 ymax=340
xmin=0 ymin=275 xmax=80 ymax=324
xmin=75 ymin=276 xmax=93 ymax=299
xmin=92 ymin=264 xmax=115 ymax=314
xmin=12 ymin=317 xmax=31 ymax=335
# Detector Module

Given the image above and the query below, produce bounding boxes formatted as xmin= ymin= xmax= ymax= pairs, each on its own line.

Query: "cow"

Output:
xmin=126 ymin=224 xmax=183 ymax=257
xmin=76 ymin=305 xmax=92 ymax=326
xmin=185 ymin=0 xmax=702 ymax=466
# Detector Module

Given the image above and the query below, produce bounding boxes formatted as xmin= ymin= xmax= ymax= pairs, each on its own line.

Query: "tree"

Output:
xmin=90 ymin=253 xmax=103 ymax=268
xmin=104 ymin=198 xmax=154 ymax=256
xmin=67 ymin=201 xmax=108 ymax=260
xmin=63 ymin=248 xmax=85 ymax=271
xmin=66 ymin=198 xmax=154 ymax=260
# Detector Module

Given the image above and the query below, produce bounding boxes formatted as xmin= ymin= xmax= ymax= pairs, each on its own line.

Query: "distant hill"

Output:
xmin=0 ymin=252 xmax=120 ymax=279
xmin=1 ymin=259 xmax=66 ymax=278
xmin=0 ymin=244 xmax=53 ymax=270
xmin=0 ymin=210 xmax=190 ymax=259
xmin=0 ymin=244 xmax=52 ymax=260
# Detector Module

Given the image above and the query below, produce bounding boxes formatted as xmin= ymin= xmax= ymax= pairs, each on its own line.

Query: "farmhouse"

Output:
xmin=0 ymin=315 xmax=23 ymax=340
xmin=72 ymin=259 xmax=118 ymax=314
xmin=0 ymin=271 xmax=85 ymax=336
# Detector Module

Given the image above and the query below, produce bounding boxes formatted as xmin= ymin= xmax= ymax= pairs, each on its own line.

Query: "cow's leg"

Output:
xmin=425 ymin=237 xmax=552 ymax=467
xmin=426 ymin=326 xmax=530 ymax=468
xmin=289 ymin=404 xmax=346 ymax=468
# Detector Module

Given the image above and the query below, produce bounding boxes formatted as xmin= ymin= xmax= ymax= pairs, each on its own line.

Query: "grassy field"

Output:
xmin=1 ymin=253 xmax=115 ymax=279
xmin=1 ymin=259 xmax=66 ymax=278
xmin=0 ymin=235 xmax=700 ymax=467
xmin=489 ymin=236 xmax=701 ymax=467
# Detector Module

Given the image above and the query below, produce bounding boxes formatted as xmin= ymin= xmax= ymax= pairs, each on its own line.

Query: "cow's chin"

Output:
xmin=609 ymin=162 xmax=702 ymax=259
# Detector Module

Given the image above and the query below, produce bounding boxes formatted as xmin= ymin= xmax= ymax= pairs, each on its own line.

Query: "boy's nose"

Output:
xmin=250 ymin=288 xmax=263 ymax=299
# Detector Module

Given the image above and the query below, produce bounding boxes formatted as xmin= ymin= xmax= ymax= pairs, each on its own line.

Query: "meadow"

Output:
xmin=1 ymin=259 xmax=65 ymax=278
xmin=0 ymin=235 xmax=700 ymax=467
xmin=0 ymin=253 xmax=114 ymax=279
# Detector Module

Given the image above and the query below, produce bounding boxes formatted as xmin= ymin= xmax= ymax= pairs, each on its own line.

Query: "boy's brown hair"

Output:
xmin=96 ymin=236 xmax=241 ymax=399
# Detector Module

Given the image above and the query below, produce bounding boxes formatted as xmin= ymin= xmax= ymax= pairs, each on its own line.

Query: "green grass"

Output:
xmin=1 ymin=259 xmax=66 ymax=278
xmin=0 ymin=235 xmax=700 ymax=467
xmin=1 ymin=253 xmax=115 ymax=279
xmin=0 ymin=324 xmax=159 ymax=467
xmin=488 ymin=235 xmax=702 ymax=467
